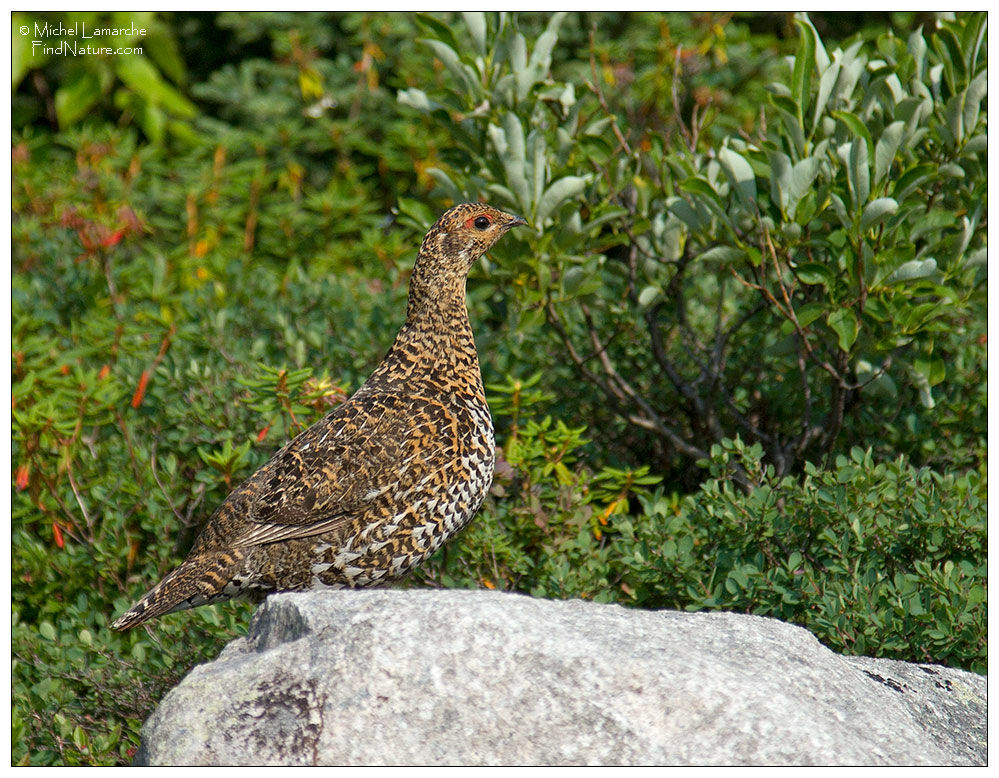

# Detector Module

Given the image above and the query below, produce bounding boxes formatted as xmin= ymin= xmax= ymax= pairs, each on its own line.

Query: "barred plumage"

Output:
xmin=111 ymin=203 xmax=526 ymax=630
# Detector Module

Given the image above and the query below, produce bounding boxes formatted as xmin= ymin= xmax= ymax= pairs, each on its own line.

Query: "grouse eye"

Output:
xmin=473 ymin=215 xmax=491 ymax=230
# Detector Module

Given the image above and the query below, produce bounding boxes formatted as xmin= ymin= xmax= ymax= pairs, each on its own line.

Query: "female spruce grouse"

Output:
xmin=111 ymin=203 xmax=526 ymax=630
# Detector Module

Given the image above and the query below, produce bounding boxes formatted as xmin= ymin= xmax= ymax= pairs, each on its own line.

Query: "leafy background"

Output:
xmin=12 ymin=11 xmax=986 ymax=765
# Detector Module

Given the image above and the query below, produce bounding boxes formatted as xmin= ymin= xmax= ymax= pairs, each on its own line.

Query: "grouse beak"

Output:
xmin=506 ymin=214 xmax=528 ymax=229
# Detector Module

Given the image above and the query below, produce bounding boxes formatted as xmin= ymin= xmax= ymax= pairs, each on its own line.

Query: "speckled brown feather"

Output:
xmin=111 ymin=203 xmax=526 ymax=630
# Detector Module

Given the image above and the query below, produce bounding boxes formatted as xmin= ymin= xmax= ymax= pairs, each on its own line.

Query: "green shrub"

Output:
xmin=400 ymin=11 xmax=987 ymax=482
xmin=626 ymin=439 xmax=986 ymax=672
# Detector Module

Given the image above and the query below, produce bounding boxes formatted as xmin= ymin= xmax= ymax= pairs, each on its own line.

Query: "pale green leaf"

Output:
xmin=696 ymin=245 xmax=746 ymax=264
xmin=884 ymin=258 xmax=937 ymax=285
xmin=874 ymin=121 xmax=905 ymax=187
xmin=788 ymin=157 xmax=822 ymax=219
xmin=768 ymin=150 xmax=792 ymax=213
xmin=420 ymin=38 xmax=476 ymax=96
xmin=962 ymin=69 xmax=987 ymax=136
xmin=945 ymin=93 xmax=964 ymax=145
xmin=718 ymin=147 xmax=757 ymax=209
xmin=860 ymin=197 xmax=898 ymax=231
xmin=638 ymin=285 xmax=662 ymax=308
xmin=397 ymin=88 xmax=433 ymax=112
xmin=536 ymin=175 xmax=588 ymax=225
xmin=812 ymin=61 xmax=841 ymax=130
xmin=848 ymin=140 xmax=870 ymax=211
xmin=462 ymin=12 xmax=488 ymax=58
xmin=563 ymin=266 xmax=587 ymax=296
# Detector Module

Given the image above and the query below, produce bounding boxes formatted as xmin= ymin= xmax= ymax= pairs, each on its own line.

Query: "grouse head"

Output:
xmin=417 ymin=202 xmax=527 ymax=276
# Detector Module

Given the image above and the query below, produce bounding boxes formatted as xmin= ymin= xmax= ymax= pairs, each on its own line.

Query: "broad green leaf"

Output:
xmin=528 ymin=12 xmax=565 ymax=80
xmin=562 ymin=266 xmax=587 ymax=296
xmin=681 ymin=175 xmax=724 ymax=207
xmin=944 ymin=93 xmax=964 ymax=146
xmin=954 ymin=214 xmax=975 ymax=259
xmin=907 ymin=27 xmax=928 ymax=81
xmin=939 ymin=162 xmax=965 ymax=178
xmin=832 ymin=110 xmax=874 ymax=160
xmin=419 ymin=38 xmax=477 ymax=97
xmin=962 ymin=69 xmax=988 ymax=137
xmin=892 ymin=163 xmax=934 ymax=202
xmin=54 ymin=71 xmax=102 ymax=127
xmin=795 ymin=13 xmax=830 ymax=70
xmin=485 ymin=182 xmax=516 ymax=205
xmin=812 ymin=61 xmax=841 ymax=131
xmin=503 ymin=112 xmax=526 ymax=165
xmin=933 ymin=25 xmax=965 ymax=93
xmin=501 ymin=113 xmax=530 ymax=211
xmin=581 ymin=206 xmax=628 ymax=235
xmin=536 ymin=175 xmax=588 ymax=225
xmin=771 ymin=98 xmax=805 ymax=156
xmin=462 ymin=12 xmax=488 ymax=58
xmin=768 ymin=150 xmax=792 ymax=213
xmin=791 ymin=17 xmax=817 ymax=122
xmin=666 ymin=196 xmax=704 ymax=230
xmin=914 ymin=357 xmax=946 ymax=392
xmin=963 ymin=248 xmax=987 ymax=268
xmin=415 ymin=13 xmax=461 ymax=53
xmin=487 ymin=122 xmax=507 ymax=157
xmin=829 ymin=192 xmax=850 ymax=230
xmin=397 ymin=88 xmax=433 ymax=112
xmin=833 ymin=43 xmax=866 ymax=100
xmin=142 ymin=27 xmax=187 ymax=87
xmin=860 ymin=198 xmax=898 ymax=231
xmin=530 ymin=132 xmax=546 ymax=213
xmin=873 ymin=121 xmax=905 ymax=187
xmin=511 ymin=33 xmax=532 ymax=99
xmin=681 ymin=177 xmax=736 ymax=233
xmin=787 ymin=157 xmax=822 ymax=219
xmin=883 ymin=258 xmax=937 ymax=285
xmin=696 ymin=245 xmax=746 ymax=265
xmin=963 ymin=12 xmax=987 ymax=73
xmin=115 ymin=54 xmax=196 ymax=117
xmin=510 ymin=31 xmax=528 ymax=75
xmin=847 ymin=140 xmax=870 ymax=211
xmin=963 ymin=134 xmax=987 ymax=154
xmin=827 ymin=308 xmax=859 ymax=351
xmin=637 ymin=285 xmax=662 ymax=308
xmin=794 ymin=262 xmax=834 ymax=286
xmin=718 ymin=147 xmax=757 ymax=209
xmin=795 ymin=302 xmax=827 ymax=327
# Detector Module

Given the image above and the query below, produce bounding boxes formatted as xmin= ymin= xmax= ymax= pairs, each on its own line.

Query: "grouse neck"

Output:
xmin=355 ymin=271 xmax=482 ymax=396
xmin=400 ymin=274 xmax=475 ymax=348
xmin=404 ymin=258 xmax=472 ymax=328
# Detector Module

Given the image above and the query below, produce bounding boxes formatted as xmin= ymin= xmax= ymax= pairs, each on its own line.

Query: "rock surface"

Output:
xmin=135 ymin=589 xmax=986 ymax=766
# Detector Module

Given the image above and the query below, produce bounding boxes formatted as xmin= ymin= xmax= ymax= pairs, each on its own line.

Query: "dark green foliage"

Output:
xmin=401 ymin=11 xmax=986 ymax=482
xmin=12 ymin=12 xmax=985 ymax=766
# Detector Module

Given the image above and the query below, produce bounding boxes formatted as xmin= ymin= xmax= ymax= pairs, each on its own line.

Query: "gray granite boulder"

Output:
xmin=135 ymin=589 xmax=985 ymax=765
